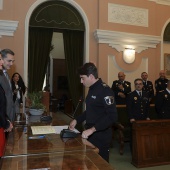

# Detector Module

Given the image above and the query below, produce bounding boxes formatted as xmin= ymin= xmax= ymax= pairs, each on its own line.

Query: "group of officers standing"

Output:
xmin=111 ymin=70 xmax=170 ymax=121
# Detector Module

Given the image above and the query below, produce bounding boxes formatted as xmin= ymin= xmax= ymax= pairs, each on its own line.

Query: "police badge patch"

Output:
xmin=134 ymin=97 xmax=137 ymax=100
xmin=104 ymin=96 xmax=114 ymax=105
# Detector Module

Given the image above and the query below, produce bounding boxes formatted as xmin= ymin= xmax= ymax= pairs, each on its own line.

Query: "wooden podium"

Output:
xmin=132 ymin=120 xmax=170 ymax=168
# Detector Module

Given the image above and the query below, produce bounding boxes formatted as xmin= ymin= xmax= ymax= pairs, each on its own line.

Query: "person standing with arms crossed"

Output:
xmin=0 ymin=49 xmax=15 ymax=122
xmin=0 ymin=54 xmax=13 ymax=157
xmin=69 ymin=62 xmax=117 ymax=162
xmin=155 ymin=70 xmax=168 ymax=95
xmin=111 ymin=72 xmax=131 ymax=105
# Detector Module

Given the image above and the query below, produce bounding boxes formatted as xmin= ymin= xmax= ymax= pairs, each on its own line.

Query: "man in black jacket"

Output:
xmin=126 ymin=78 xmax=150 ymax=152
xmin=155 ymin=70 xmax=168 ymax=95
xmin=155 ymin=80 xmax=170 ymax=119
xmin=141 ymin=72 xmax=154 ymax=103
xmin=111 ymin=72 xmax=131 ymax=105
xmin=127 ymin=78 xmax=150 ymax=122
xmin=69 ymin=62 xmax=117 ymax=162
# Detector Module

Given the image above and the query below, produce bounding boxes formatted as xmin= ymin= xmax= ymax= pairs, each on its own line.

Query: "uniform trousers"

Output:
xmin=88 ymin=127 xmax=112 ymax=162
xmin=0 ymin=128 xmax=6 ymax=157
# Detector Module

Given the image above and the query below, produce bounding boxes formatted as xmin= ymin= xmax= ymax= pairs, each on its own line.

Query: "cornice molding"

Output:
xmin=0 ymin=20 xmax=19 ymax=38
xmin=149 ymin=0 xmax=170 ymax=6
xmin=94 ymin=29 xmax=161 ymax=53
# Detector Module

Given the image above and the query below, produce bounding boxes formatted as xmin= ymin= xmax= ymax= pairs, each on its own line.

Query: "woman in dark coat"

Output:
xmin=11 ymin=72 xmax=26 ymax=114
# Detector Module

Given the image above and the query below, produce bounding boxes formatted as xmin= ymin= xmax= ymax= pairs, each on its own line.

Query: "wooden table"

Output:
xmin=1 ymin=150 xmax=114 ymax=170
xmin=0 ymin=112 xmax=115 ymax=170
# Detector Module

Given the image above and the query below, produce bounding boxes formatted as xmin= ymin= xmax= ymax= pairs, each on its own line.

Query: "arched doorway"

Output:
xmin=162 ymin=19 xmax=170 ymax=75
xmin=24 ymin=0 xmax=89 ymax=111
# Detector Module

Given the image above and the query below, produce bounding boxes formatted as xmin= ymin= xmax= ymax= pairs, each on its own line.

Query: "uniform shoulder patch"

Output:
xmin=104 ymin=96 xmax=114 ymax=105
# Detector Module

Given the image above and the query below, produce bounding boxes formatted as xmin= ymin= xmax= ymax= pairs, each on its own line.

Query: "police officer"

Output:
xmin=127 ymin=78 xmax=150 ymax=122
xmin=155 ymin=70 xmax=168 ymax=95
xmin=141 ymin=72 xmax=154 ymax=102
xmin=69 ymin=62 xmax=117 ymax=162
xmin=155 ymin=80 xmax=170 ymax=119
xmin=111 ymin=72 xmax=131 ymax=104
xmin=126 ymin=78 xmax=150 ymax=152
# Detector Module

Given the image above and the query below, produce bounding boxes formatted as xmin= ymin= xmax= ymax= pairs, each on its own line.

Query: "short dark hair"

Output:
xmin=0 ymin=49 xmax=15 ymax=59
xmin=134 ymin=78 xmax=143 ymax=84
xmin=78 ymin=62 xmax=98 ymax=79
xmin=141 ymin=72 xmax=147 ymax=76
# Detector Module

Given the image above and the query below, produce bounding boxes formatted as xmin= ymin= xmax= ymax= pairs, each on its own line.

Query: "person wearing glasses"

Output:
xmin=111 ymin=72 xmax=131 ymax=105
xmin=126 ymin=78 xmax=150 ymax=152
xmin=127 ymin=78 xmax=150 ymax=122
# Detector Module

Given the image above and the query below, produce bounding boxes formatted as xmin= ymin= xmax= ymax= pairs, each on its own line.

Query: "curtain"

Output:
xmin=63 ymin=30 xmax=84 ymax=116
xmin=28 ymin=27 xmax=53 ymax=92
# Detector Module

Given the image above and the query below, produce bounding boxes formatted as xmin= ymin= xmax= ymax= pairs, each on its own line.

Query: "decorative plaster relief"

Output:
xmin=108 ymin=3 xmax=148 ymax=27
xmin=0 ymin=0 xmax=3 ymax=10
xmin=94 ymin=29 xmax=161 ymax=53
xmin=149 ymin=0 xmax=170 ymax=6
xmin=0 ymin=20 xmax=19 ymax=38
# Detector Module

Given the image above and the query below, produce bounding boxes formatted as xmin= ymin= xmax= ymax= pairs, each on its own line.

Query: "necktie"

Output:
xmin=139 ymin=92 xmax=142 ymax=98
xmin=4 ymin=71 xmax=11 ymax=88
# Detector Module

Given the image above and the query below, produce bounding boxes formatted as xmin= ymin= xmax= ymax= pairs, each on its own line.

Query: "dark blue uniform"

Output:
xmin=155 ymin=78 xmax=168 ymax=95
xmin=155 ymin=90 xmax=170 ymax=119
xmin=126 ymin=90 xmax=150 ymax=152
xmin=142 ymin=80 xmax=154 ymax=102
xmin=76 ymin=79 xmax=117 ymax=162
xmin=111 ymin=80 xmax=131 ymax=104
xmin=126 ymin=91 xmax=150 ymax=120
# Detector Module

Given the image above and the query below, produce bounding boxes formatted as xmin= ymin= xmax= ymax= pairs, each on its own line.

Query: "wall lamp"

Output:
xmin=123 ymin=48 xmax=135 ymax=64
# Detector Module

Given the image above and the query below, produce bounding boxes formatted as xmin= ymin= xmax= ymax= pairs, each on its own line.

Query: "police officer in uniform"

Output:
xmin=69 ymin=62 xmax=117 ymax=162
xmin=155 ymin=70 xmax=168 ymax=95
xmin=126 ymin=78 xmax=150 ymax=152
xmin=155 ymin=80 xmax=170 ymax=119
xmin=111 ymin=72 xmax=131 ymax=104
xmin=127 ymin=78 xmax=150 ymax=121
xmin=141 ymin=72 xmax=154 ymax=102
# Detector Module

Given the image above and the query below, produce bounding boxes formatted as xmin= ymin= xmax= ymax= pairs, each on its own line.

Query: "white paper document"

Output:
xmin=31 ymin=125 xmax=80 ymax=135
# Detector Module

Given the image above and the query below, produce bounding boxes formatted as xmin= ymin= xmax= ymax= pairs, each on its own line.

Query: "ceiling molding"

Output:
xmin=0 ymin=20 xmax=19 ymax=38
xmin=149 ymin=0 xmax=170 ymax=6
xmin=94 ymin=29 xmax=161 ymax=53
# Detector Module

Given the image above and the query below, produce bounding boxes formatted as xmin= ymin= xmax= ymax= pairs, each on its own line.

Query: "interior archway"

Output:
xmin=161 ymin=18 xmax=170 ymax=71
xmin=24 ymin=0 xmax=89 ymax=113
xmin=24 ymin=0 xmax=89 ymax=87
